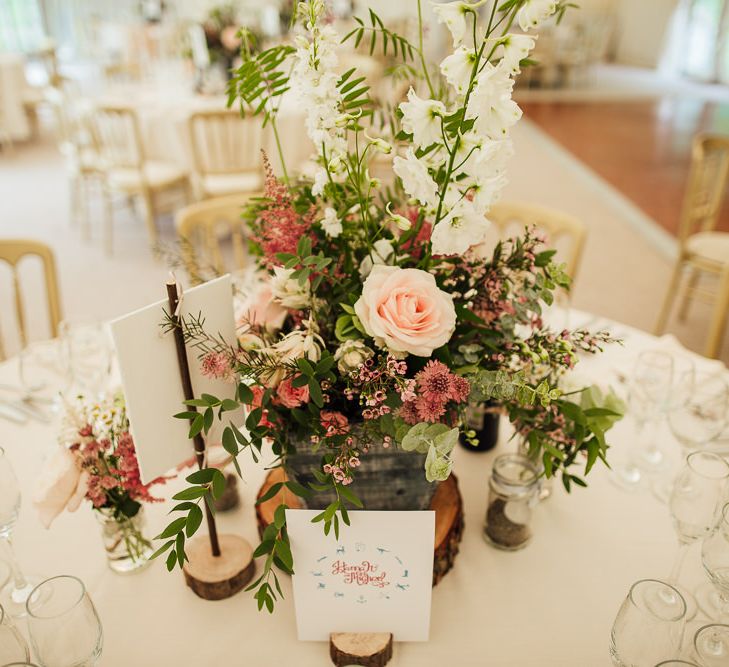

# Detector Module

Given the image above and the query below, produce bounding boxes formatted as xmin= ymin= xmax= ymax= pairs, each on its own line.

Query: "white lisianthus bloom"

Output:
xmin=497 ymin=33 xmax=537 ymax=75
xmin=439 ymin=46 xmax=477 ymax=96
xmin=430 ymin=199 xmax=491 ymax=255
xmin=270 ymin=266 xmax=311 ymax=309
xmin=399 ymin=87 xmax=446 ymax=149
xmin=393 ymin=148 xmax=439 ymax=208
xmin=518 ymin=0 xmax=558 ymax=32
xmin=334 ymin=339 xmax=374 ymax=374
xmin=465 ymin=64 xmax=522 ymax=139
xmin=320 ymin=207 xmax=342 ymax=238
xmin=431 ymin=1 xmax=473 ymax=48
xmin=359 ymin=238 xmax=396 ymax=278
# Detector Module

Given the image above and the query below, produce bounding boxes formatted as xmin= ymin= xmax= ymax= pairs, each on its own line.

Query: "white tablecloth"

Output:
xmin=0 ymin=313 xmax=727 ymax=666
xmin=0 ymin=54 xmax=31 ymax=141
xmin=93 ymin=84 xmax=314 ymax=180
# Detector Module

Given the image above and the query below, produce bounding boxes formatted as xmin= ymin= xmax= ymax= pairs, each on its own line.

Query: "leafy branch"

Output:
xmin=468 ymin=369 xmax=561 ymax=406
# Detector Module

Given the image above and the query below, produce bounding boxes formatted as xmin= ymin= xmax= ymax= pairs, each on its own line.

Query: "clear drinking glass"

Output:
xmin=699 ymin=503 xmax=729 ymax=620
xmin=609 ymin=579 xmax=687 ymax=666
xmin=654 ymin=662 xmax=699 ymax=667
xmin=669 ymin=452 xmax=729 ymax=619
xmin=26 ymin=575 xmax=103 ymax=667
xmin=612 ymin=351 xmax=674 ymax=489
xmin=668 ymin=372 xmax=729 ymax=452
xmin=0 ymin=603 xmax=30 ymax=665
xmin=59 ymin=323 xmax=112 ymax=397
xmin=0 ymin=447 xmax=43 ymax=617
xmin=693 ymin=624 xmax=729 ymax=666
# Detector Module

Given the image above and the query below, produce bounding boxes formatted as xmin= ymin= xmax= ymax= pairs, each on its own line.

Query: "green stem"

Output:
xmin=271 ymin=117 xmax=289 ymax=184
xmin=417 ymin=0 xmax=436 ymax=97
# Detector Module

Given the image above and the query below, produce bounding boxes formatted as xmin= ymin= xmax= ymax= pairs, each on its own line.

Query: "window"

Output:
xmin=684 ymin=0 xmax=729 ymax=83
xmin=0 ymin=0 xmax=45 ymax=53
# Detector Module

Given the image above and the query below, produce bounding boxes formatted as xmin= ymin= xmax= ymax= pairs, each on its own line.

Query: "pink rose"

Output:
xmin=276 ymin=375 xmax=310 ymax=408
xmin=33 ymin=448 xmax=87 ymax=529
xmin=238 ymin=285 xmax=288 ymax=332
xmin=320 ymin=410 xmax=349 ymax=436
xmin=354 ymin=265 xmax=456 ymax=357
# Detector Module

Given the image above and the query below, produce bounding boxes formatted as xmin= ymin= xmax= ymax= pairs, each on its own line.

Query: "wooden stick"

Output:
xmin=166 ymin=279 xmax=221 ymax=557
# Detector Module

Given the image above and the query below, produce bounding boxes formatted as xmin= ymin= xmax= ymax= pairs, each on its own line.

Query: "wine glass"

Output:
xmin=59 ymin=322 xmax=112 ymax=397
xmin=609 ymin=579 xmax=687 ymax=666
xmin=0 ymin=447 xmax=43 ymax=617
xmin=698 ymin=503 xmax=729 ymax=620
xmin=26 ymin=575 xmax=103 ymax=667
xmin=612 ymin=351 xmax=674 ymax=489
xmin=668 ymin=372 xmax=729 ymax=452
xmin=668 ymin=452 xmax=729 ymax=619
xmin=693 ymin=624 xmax=729 ymax=666
xmin=0 ymin=603 xmax=30 ymax=665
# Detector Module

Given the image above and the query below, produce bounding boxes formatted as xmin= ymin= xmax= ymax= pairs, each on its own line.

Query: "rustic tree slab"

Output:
xmin=255 ymin=469 xmax=464 ymax=585
xmin=330 ymin=632 xmax=393 ymax=667
xmin=182 ymin=533 xmax=255 ymax=600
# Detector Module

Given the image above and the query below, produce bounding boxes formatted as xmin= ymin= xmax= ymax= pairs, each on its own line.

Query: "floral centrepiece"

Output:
xmin=156 ymin=0 xmax=622 ymax=611
xmin=35 ymin=394 xmax=168 ymax=573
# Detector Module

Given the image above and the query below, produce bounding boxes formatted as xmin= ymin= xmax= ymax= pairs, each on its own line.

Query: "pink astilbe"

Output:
xmin=254 ymin=153 xmax=315 ymax=266
xmin=398 ymin=361 xmax=470 ymax=425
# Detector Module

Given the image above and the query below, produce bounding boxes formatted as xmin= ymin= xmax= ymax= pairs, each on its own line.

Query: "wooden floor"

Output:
xmin=522 ymin=98 xmax=729 ymax=235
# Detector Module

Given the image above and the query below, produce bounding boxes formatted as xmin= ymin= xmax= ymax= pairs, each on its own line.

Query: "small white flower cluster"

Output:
xmin=392 ymin=0 xmax=555 ymax=257
xmin=292 ymin=0 xmax=348 ymax=196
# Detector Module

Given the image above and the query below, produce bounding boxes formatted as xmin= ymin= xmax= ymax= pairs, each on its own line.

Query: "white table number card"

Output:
xmin=286 ymin=509 xmax=435 ymax=641
xmin=110 ymin=275 xmax=236 ymax=482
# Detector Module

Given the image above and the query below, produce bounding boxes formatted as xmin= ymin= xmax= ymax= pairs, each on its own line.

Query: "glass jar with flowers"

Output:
xmin=153 ymin=0 xmax=622 ymax=611
xmin=34 ymin=394 xmax=168 ymax=574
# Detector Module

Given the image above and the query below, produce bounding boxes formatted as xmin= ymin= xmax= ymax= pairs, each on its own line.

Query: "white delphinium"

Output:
xmin=431 ymin=199 xmax=491 ymax=256
xmin=431 ymin=1 xmax=476 ymax=48
xmin=292 ymin=1 xmax=347 ymax=195
xmin=518 ymin=0 xmax=558 ymax=32
xmin=320 ymin=207 xmax=342 ymax=238
xmin=497 ymin=33 xmax=537 ymax=75
xmin=359 ymin=238 xmax=396 ymax=278
xmin=270 ymin=266 xmax=311 ymax=309
xmin=465 ymin=63 xmax=522 ymax=139
xmin=393 ymin=148 xmax=440 ymax=208
xmin=439 ymin=46 xmax=477 ymax=96
xmin=399 ymin=88 xmax=446 ymax=149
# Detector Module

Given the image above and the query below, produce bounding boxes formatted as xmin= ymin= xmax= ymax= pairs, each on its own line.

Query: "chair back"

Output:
xmin=487 ymin=202 xmax=587 ymax=281
xmin=175 ymin=194 xmax=255 ymax=283
xmin=0 ymin=240 xmax=62 ymax=354
xmin=94 ymin=105 xmax=144 ymax=170
xmin=679 ymin=134 xmax=729 ymax=243
xmin=189 ymin=109 xmax=264 ymax=177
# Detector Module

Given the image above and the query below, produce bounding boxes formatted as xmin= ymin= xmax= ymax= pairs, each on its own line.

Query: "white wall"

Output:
xmin=613 ymin=0 xmax=680 ymax=68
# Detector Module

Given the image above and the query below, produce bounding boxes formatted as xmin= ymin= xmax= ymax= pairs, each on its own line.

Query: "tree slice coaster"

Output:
xmin=255 ymin=469 xmax=464 ymax=585
xmin=182 ymin=533 xmax=255 ymax=600
xmin=330 ymin=632 xmax=393 ymax=667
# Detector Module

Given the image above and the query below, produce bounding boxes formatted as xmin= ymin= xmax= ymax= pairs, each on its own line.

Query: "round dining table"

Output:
xmin=0 ymin=310 xmax=726 ymax=666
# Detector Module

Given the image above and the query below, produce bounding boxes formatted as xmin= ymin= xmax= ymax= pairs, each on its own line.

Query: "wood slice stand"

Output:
xmin=255 ymin=469 xmax=464 ymax=585
xmin=182 ymin=533 xmax=255 ymax=601
xmin=330 ymin=632 xmax=393 ymax=667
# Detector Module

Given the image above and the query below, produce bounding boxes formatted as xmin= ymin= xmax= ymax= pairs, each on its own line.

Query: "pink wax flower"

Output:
xmin=276 ymin=375 xmax=310 ymax=408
